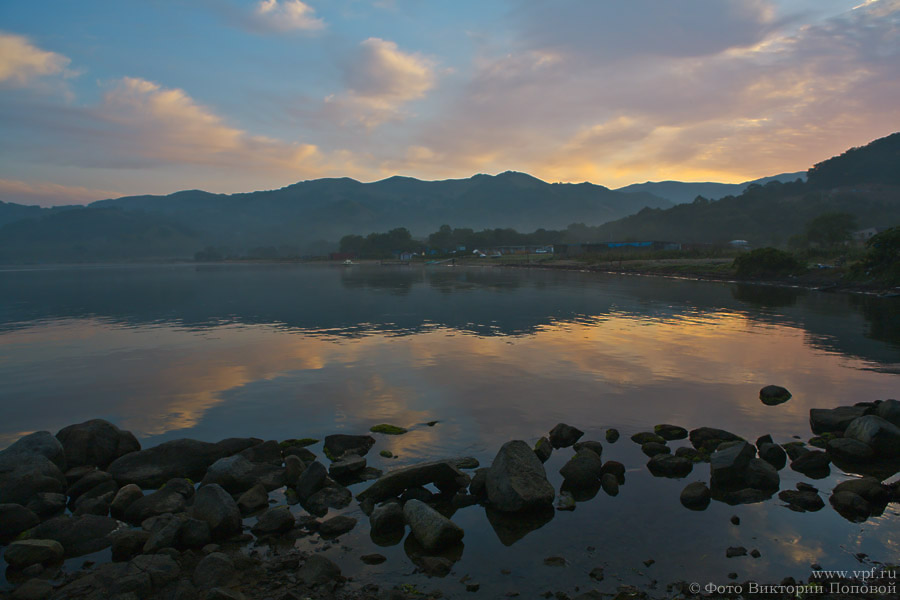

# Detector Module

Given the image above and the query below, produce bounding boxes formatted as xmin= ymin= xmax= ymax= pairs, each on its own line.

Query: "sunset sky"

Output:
xmin=1 ymin=0 xmax=898 ymax=206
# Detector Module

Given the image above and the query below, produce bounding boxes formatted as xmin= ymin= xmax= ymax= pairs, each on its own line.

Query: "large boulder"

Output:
xmin=403 ymin=499 xmax=464 ymax=551
xmin=191 ymin=484 xmax=241 ymax=540
xmin=24 ymin=514 xmax=121 ymax=557
xmin=548 ymin=423 xmax=584 ymax=448
xmin=827 ymin=438 xmax=875 ymax=461
xmin=3 ymin=539 xmax=65 ymax=569
xmin=251 ymin=506 xmax=295 ymax=536
xmin=3 ymin=431 xmax=67 ymax=471
xmin=779 ymin=489 xmax=824 ymax=512
xmin=295 ymin=461 xmax=328 ymax=501
xmin=559 ymin=449 xmax=604 ymax=488
xmin=357 ymin=460 xmax=469 ymax=503
xmin=0 ymin=504 xmax=40 ymax=539
xmin=647 ymin=455 xmax=693 ymax=478
xmin=689 ymin=427 xmax=742 ymax=451
xmin=833 ymin=477 xmax=890 ymax=505
xmin=790 ymin=450 xmax=831 ymax=478
xmin=123 ymin=487 xmax=187 ymax=524
xmin=370 ymin=502 xmax=405 ymax=537
xmin=844 ymin=415 xmax=900 ymax=457
xmin=744 ymin=458 xmax=780 ymax=490
xmin=709 ymin=442 xmax=756 ymax=486
xmin=809 ymin=406 xmax=869 ymax=435
xmin=56 ymin=419 xmax=140 ymax=469
xmin=876 ymin=399 xmax=900 ymax=427
xmin=323 ymin=434 xmax=375 ymax=460
xmin=68 ymin=470 xmax=114 ymax=500
xmin=486 ymin=440 xmax=555 ymax=512
xmin=758 ymin=442 xmax=787 ymax=470
xmin=0 ymin=452 xmax=67 ymax=505
xmin=109 ymin=484 xmax=144 ymax=519
xmin=201 ymin=454 xmax=284 ymax=494
xmin=108 ymin=439 xmax=228 ymax=488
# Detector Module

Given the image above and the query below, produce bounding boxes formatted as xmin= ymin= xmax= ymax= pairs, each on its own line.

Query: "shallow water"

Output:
xmin=1 ymin=263 xmax=898 ymax=596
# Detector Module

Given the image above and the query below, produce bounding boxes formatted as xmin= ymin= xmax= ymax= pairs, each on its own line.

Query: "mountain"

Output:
xmin=615 ymin=172 xmax=806 ymax=204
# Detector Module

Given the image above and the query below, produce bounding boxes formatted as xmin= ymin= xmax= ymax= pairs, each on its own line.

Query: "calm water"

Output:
xmin=1 ymin=263 xmax=899 ymax=596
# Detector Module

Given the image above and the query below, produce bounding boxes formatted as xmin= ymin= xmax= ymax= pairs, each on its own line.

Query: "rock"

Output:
xmin=589 ymin=566 xmax=604 ymax=581
xmin=318 ymin=515 xmax=357 ymax=538
xmin=251 ymin=506 xmax=295 ymax=535
xmin=543 ymin=556 xmax=566 ymax=567
xmin=284 ymin=455 xmax=305 ymax=487
xmin=400 ymin=486 xmax=434 ymax=504
xmin=207 ymin=588 xmax=245 ymax=600
xmin=726 ymin=546 xmax=747 ymax=558
xmin=751 ymin=548 xmax=761 ymax=558
xmin=329 ymin=454 xmax=366 ymax=478
xmin=10 ymin=578 xmax=53 ymax=600
xmin=216 ymin=437 xmax=263 ymax=456
xmin=26 ymin=493 xmax=66 ymax=519
xmin=556 ymin=490 xmax=576 ymax=510
xmin=759 ymin=385 xmax=791 ymax=406
xmin=709 ymin=442 xmax=756 ymax=486
xmin=0 ymin=503 xmax=40 ymax=539
xmin=236 ymin=483 xmax=269 ymax=515
xmin=470 ymin=468 xmax=488 ymax=497
xmin=361 ymin=553 xmax=386 ymax=564
xmin=143 ymin=513 xmax=187 ymax=553
xmin=109 ymin=484 xmax=144 ymax=519
xmin=744 ymin=458 xmax=780 ymax=490
xmin=24 ymin=514 xmax=120 ymax=557
xmin=680 ymin=482 xmax=710 ymax=510
xmin=485 ymin=505 xmax=554 ymax=546
xmin=756 ymin=434 xmax=774 ymax=447
xmin=790 ymin=451 xmax=831 ymax=479
xmin=323 ymin=434 xmax=375 ymax=460
xmin=600 ymin=461 xmax=625 ymax=482
xmin=108 ymin=439 xmax=227 ymax=488
xmin=810 ymin=406 xmax=869 ymax=434
xmin=404 ymin=499 xmax=464 ymax=551
xmin=827 ymin=438 xmax=875 ymax=461
xmin=111 ymin=530 xmax=151 ymax=561
xmin=295 ymin=461 xmax=328 ymax=501
xmin=641 ymin=442 xmax=670 ymax=457
xmin=654 ymin=424 xmax=688 ymax=440
xmin=370 ymin=424 xmax=408 ymax=435
xmin=720 ymin=488 xmax=773 ymax=505
xmin=123 ymin=488 xmax=186 ymax=524
xmin=844 ymin=415 xmax=900 ymax=457
xmin=559 ymin=449 xmax=604 ymax=488
xmin=56 ymin=419 xmax=140 ymax=469
xmin=647 ymin=455 xmax=692 ymax=478
xmin=71 ymin=476 xmax=118 ymax=505
xmin=779 ymin=490 xmax=824 ymax=512
xmin=370 ymin=502 xmax=405 ymax=536
xmin=3 ymin=539 xmax=64 ymax=569
xmin=357 ymin=459 xmax=469 ymax=503
xmin=830 ymin=491 xmax=872 ymax=521
xmin=191 ymin=484 xmax=241 ymax=540
xmin=304 ymin=483 xmax=352 ymax=516
xmin=876 ymin=399 xmax=900 ymax=427
xmin=417 ymin=556 xmax=453 ymax=577
xmin=4 ymin=431 xmax=67 ymax=471
xmin=600 ymin=473 xmax=619 ymax=496
xmin=283 ymin=446 xmax=317 ymax=463
xmin=833 ymin=477 xmax=889 ymax=504
xmin=605 ymin=429 xmax=620 ymax=443
xmin=548 ymin=423 xmax=584 ymax=448
xmin=239 ymin=440 xmax=282 ymax=465
xmin=675 ymin=447 xmax=704 ymax=462
xmin=178 ymin=518 xmax=211 ymax=548
xmin=572 ymin=440 xmax=603 ymax=458
xmin=201 ymin=454 xmax=284 ymax=494
xmin=192 ymin=552 xmax=234 ymax=590
xmin=758 ymin=442 xmax=787 ymax=470
xmin=0 ymin=452 xmax=67 ymax=505
xmin=298 ymin=554 xmax=341 ymax=586
xmin=689 ymin=427 xmax=742 ymax=451
xmin=379 ymin=450 xmax=393 ymax=458
xmin=73 ymin=497 xmax=111 ymax=517
xmin=534 ymin=437 xmax=553 ymax=463
xmin=486 ymin=440 xmax=555 ymax=512
xmin=630 ymin=432 xmax=664 ymax=445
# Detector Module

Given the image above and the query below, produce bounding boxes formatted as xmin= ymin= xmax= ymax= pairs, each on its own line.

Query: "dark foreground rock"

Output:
xmin=680 ymin=482 xmax=711 ymax=510
xmin=844 ymin=415 xmax=900 ymax=457
xmin=192 ymin=484 xmax=241 ymax=540
xmin=759 ymin=385 xmax=792 ymax=406
xmin=56 ymin=419 xmax=141 ymax=469
xmin=108 ymin=439 xmax=229 ymax=488
xmin=323 ymin=434 xmax=375 ymax=460
xmin=486 ymin=440 xmax=555 ymax=512
xmin=23 ymin=514 xmax=121 ymax=557
xmin=548 ymin=423 xmax=584 ymax=448
xmin=403 ymin=499 xmax=464 ymax=551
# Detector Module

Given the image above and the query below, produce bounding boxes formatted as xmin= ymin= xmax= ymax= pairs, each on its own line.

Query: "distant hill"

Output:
xmin=615 ymin=172 xmax=806 ymax=204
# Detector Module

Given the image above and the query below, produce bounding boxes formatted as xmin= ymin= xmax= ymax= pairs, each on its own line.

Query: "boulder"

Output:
xmin=654 ymin=424 xmax=688 ymax=440
xmin=833 ymin=477 xmax=889 ymax=504
xmin=0 ymin=504 xmax=40 ymax=539
xmin=600 ymin=473 xmax=619 ymax=496
xmin=758 ymin=442 xmax=787 ymax=470
xmin=605 ymin=429 xmax=620 ymax=443
xmin=689 ymin=427 xmax=742 ymax=451
xmin=283 ymin=454 xmax=305 ymax=487
xmin=630 ymin=432 xmax=665 ymax=445
xmin=214 ymin=437 xmax=263 ymax=456
xmin=323 ymin=434 xmax=375 ymax=460
xmin=24 ymin=514 xmax=120 ymax=557
xmin=674 ymin=447 xmax=704 ymax=462
xmin=328 ymin=454 xmax=366 ymax=478
xmin=759 ymin=385 xmax=791 ymax=406
xmin=303 ymin=483 xmax=352 ymax=516
xmin=830 ymin=491 xmax=872 ymax=522
xmin=403 ymin=499 xmax=464 ymax=551
xmin=143 ymin=513 xmax=188 ymax=553
xmin=844 ymin=415 xmax=900 ymax=457
xmin=548 ymin=423 xmax=584 ymax=448
xmin=790 ymin=451 xmax=831 ymax=479
xmin=534 ymin=437 xmax=553 ymax=463
xmin=709 ymin=442 xmax=756 ymax=486
xmin=600 ymin=461 xmax=626 ymax=482
xmin=743 ymin=458 xmax=779 ymax=490
xmin=110 ymin=530 xmax=151 ymax=561
xmin=192 ymin=552 xmax=235 ymax=590
xmin=26 ymin=493 xmax=66 ymax=519
xmin=680 ymin=482 xmax=710 ymax=510
xmin=3 ymin=431 xmax=67 ymax=471
xmin=251 ymin=506 xmax=295 ymax=535
xmin=357 ymin=460 xmax=469 ymax=503
xmin=779 ymin=490 xmax=824 ymax=512
xmin=108 ymin=439 xmax=228 ymax=488
xmin=556 ymin=490 xmax=576 ymax=510
xmin=236 ymin=483 xmax=269 ymax=515
xmin=68 ymin=470 xmax=114 ymax=500
xmin=179 ymin=518 xmax=211 ymax=548
xmin=370 ymin=502 xmax=405 ymax=536
xmin=0 ymin=452 xmax=67 ymax=505
xmin=559 ymin=449 xmax=604 ymax=488
xmin=10 ymin=579 xmax=53 ymax=600
xmin=295 ymin=461 xmax=328 ymax=501
xmin=3 ymin=539 xmax=64 ymax=569
xmin=109 ymin=484 xmax=144 ymax=519
xmin=238 ymin=440 xmax=282 ymax=465
xmin=123 ymin=487 xmax=187 ymax=524
xmin=827 ymin=438 xmax=875 ymax=461
xmin=191 ymin=484 xmax=241 ymax=540
xmin=486 ymin=440 xmax=555 ymax=512
xmin=318 ymin=515 xmax=357 ymax=538
xmin=647 ymin=455 xmax=693 ymax=478
xmin=56 ymin=419 xmax=140 ymax=469
xmin=572 ymin=440 xmax=603 ymax=458
xmin=809 ymin=406 xmax=869 ymax=435
xmin=641 ymin=442 xmax=670 ymax=457
xmin=201 ymin=454 xmax=284 ymax=494
xmin=298 ymin=555 xmax=341 ymax=586
xmin=876 ymin=399 xmax=900 ymax=427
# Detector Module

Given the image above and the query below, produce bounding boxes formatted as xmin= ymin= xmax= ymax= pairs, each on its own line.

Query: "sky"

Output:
xmin=0 ymin=0 xmax=898 ymax=206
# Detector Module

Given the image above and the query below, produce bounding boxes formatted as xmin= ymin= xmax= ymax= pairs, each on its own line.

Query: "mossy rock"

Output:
xmin=379 ymin=450 xmax=393 ymax=458
xmin=605 ymin=428 xmax=620 ymax=443
xmin=279 ymin=438 xmax=318 ymax=449
xmin=808 ymin=436 xmax=828 ymax=449
xmin=370 ymin=424 xmax=408 ymax=435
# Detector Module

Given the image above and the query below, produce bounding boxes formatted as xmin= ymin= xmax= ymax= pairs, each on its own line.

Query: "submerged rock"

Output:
xmin=654 ymin=424 xmax=688 ymax=440
xmin=486 ymin=440 xmax=555 ymax=512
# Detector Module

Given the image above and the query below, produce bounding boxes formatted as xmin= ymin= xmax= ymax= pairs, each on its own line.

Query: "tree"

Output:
xmin=805 ymin=212 xmax=857 ymax=248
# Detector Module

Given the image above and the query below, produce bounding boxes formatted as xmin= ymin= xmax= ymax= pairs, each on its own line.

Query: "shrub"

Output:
xmin=852 ymin=227 xmax=900 ymax=285
xmin=733 ymin=248 xmax=806 ymax=278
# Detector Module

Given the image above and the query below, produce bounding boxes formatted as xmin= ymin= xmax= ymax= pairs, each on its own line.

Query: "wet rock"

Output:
xmin=641 ymin=442 xmax=670 ymax=457
xmin=10 ymin=578 xmax=53 ymax=600
xmin=844 ymin=415 xmax=900 ymax=457
xmin=26 ymin=493 xmax=66 ymax=519
xmin=24 ymin=514 xmax=120 ymax=557
xmin=73 ymin=497 xmax=110 ymax=517
xmin=400 ymin=486 xmax=434 ymax=504
xmin=779 ymin=490 xmax=824 ymax=512
xmin=304 ymin=482 xmax=352 ymax=516
xmin=283 ymin=455 xmax=305 ymax=487
xmin=654 ymin=424 xmax=688 ymax=440
xmin=560 ymin=449 xmax=604 ymax=488
xmin=758 ymin=442 xmax=787 ymax=470
xmin=486 ymin=440 xmax=555 ymax=512
xmin=556 ymin=490 xmax=576 ymax=511
xmin=418 ymin=556 xmax=453 ymax=577
xmin=283 ymin=446 xmax=317 ymax=464
xmin=810 ymin=406 xmax=869 ymax=434
xmin=124 ymin=487 xmax=187 ymax=524
xmin=361 ymin=553 xmax=386 ymax=564
xmin=534 ymin=437 xmax=553 ymax=463
xmin=5 ymin=431 xmax=67 ymax=471
xmin=744 ymin=458 xmax=780 ymax=490
xmin=605 ymin=429 xmax=620 ymax=443
xmin=680 ymin=482 xmax=710 ymax=510
xmin=675 ymin=447 xmax=704 ymax=462
xmin=298 ymin=554 xmax=341 ymax=586
xmin=71 ymin=477 xmax=118 ymax=507
xmin=549 ymin=423 xmax=584 ymax=448
xmin=0 ymin=452 xmax=67 ymax=505
xmin=630 ymin=432 xmax=665 ymax=445
xmin=709 ymin=442 xmax=756 ymax=486
xmin=470 ymin=468 xmax=488 ymax=498
xmin=404 ymin=499 xmax=464 ymax=551
xmin=790 ymin=450 xmax=831 ymax=479
xmin=295 ymin=460 xmax=328 ymax=501
xmin=111 ymin=530 xmax=151 ymax=561
xmin=323 ymin=434 xmax=375 ymax=460
xmin=830 ymin=491 xmax=872 ymax=521
xmin=600 ymin=473 xmax=619 ymax=496
xmin=370 ymin=502 xmax=405 ymax=536
xmin=178 ymin=518 xmax=211 ymax=548
xmin=215 ymin=437 xmax=264 ymax=457
xmin=236 ymin=483 xmax=268 ymax=515
xmin=56 ymin=419 xmax=140 ymax=470
xmin=572 ymin=440 xmax=603 ymax=458
xmin=201 ymin=454 xmax=284 ymax=494
xmin=689 ymin=427 xmax=742 ymax=451
xmin=238 ymin=440 xmax=282 ymax=465
xmin=109 ymin=484 xmax=144 ymax=519
xmin=759 ymin=385 xmax=791 ymax=406
xmin=143 ymin=513 xmax=187 ymax=553
xmin=0 ymin=503 xmax=40 ymax=540
xmin=108 ymin=439 xmax=227 ymax=489
xmin=329 ymin=454 xmax=366 ymax=478
xmin=251 ymin=506 xmax=295 ymax=536
xmin=485 ymin=505 xmax=554 ymax=546
xmin=193 ymin=552 xmax=234 ymax=590
xmin=191 ymin=484 xmax=241 ymax=540
xmin=827 ymin=438 xmax=875 ymax=461
xmin=357 ymin=459 xmax=469 ymax=503
xmin=782 ymin=442 xmax=808 ymax=461
xmin=876 ymin=399 xmax=900 ymax=427
xmin=726 ymin=546 xmax=747 ymax=558
xmin=3 ymin=539 xmax=64 ymax=569
xmin=599 ymin=461 xmax=625 ymax=482
xmin=833 ymin=476 xmax=889 ymax=504
xmin=647 ymin=454 xmax=693 ymax=478
xmin=319 ymin=515 xmax=357 ymax=538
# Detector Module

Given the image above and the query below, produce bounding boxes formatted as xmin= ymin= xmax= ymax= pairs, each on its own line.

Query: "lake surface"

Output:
xmin=1 ymin=263 xmax=899 ymax=596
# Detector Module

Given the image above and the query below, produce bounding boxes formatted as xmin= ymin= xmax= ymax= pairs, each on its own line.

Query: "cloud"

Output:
xmin=248 ymin=0 xmax=325 ymax=33
xmin=0 ymin=178 xmax=121 ymax=207
xmin=324 ymin=37 xmax=436 ymax=127
xmin=0 ymin=32 xmax=71 ymax=87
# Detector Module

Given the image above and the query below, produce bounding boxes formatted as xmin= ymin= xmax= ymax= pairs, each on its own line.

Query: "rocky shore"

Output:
xmin=1 ymin=390 xmax=899 ymax=600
